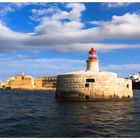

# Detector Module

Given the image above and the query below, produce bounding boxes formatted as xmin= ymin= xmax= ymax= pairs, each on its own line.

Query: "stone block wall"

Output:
xmin=34 ymin=78 xmax=42 ymax=89
xmin=8 ymin=78 xmax=34 ymax=90
xmin=56 ymin=72 xmax=133 ymax=100
xmin=6 ymin=75 xmax=57 ymax=90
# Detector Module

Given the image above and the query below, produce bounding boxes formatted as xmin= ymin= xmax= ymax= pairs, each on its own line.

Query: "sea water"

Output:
xmin=0 ymin=89 xmax=139 ymax=137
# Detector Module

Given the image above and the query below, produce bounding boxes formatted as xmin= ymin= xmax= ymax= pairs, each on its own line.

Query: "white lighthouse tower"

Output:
xmin=86 ymin=48 xmax=99 ymax=72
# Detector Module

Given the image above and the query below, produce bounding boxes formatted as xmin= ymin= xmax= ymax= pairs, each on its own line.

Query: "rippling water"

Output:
xmin=0 ymin=89 xmax=140 ymax=137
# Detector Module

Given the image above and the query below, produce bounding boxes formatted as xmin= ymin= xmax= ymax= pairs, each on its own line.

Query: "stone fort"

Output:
xmin=3 ymin=73 xmax=56 ymax=90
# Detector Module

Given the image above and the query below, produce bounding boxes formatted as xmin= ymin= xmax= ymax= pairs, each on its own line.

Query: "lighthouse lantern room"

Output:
xmin=86 ymin=48 xmax=99 ymax=72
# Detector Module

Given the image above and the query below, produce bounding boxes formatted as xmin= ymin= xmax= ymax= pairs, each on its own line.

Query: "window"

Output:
xmin=127 ymin=84 xmax=129 ymax=88
xmin=21 ymin=76 xmax=24 ymax=79
xmin=86 ymin=79 xmax=95 ymax=82
xmin=85 ymin=83 xmax=89 ymax=87
xmin=85 ymin=95 xmax=89 ymax=99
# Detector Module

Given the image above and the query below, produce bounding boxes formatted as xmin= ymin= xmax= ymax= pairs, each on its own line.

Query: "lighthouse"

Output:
xmin=56 ymin=47 xmax=133 ymax=101
xmin=86 ymin=48 xmax=99 ymax=72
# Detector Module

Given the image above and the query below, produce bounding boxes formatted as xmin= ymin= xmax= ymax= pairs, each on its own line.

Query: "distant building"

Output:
xmin=42 ymin=76 xmax=56 ymax=89
xmin=130 ymin=72 xmax=140 ymax=82
xmin=6 ymin=73 xmax=34 ymax=90
xmin=129 ymin=72 xmax=140 ymax=90
xmin=0 ymin=81 xmax=6 ymax=89
xmin=34 ymin=77 xmax=42 ymax=89
xmin=34 ymin=76 xmax=56 ymax=90
xmin=6 ymin=73 xmax=56 ymax=90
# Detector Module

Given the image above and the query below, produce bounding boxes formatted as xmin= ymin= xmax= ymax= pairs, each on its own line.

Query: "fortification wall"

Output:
xmin=34 ymin=78 xmax=56 ymax=90
xmin=34 ymin=78 xmax=42 ymax=89
xmin=0 ymin=82 xmax=5 ymax=89
xmin=56 ymin=72 xmax=133 ymax=101
xmin=6 ymin=76 xmax=56 ymax=90
xmin=8 ymin=78 xmax=34 ymax=90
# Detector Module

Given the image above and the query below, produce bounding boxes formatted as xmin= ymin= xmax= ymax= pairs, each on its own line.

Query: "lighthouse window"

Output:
xmin=86 ymin=79 xmax=95 ymax=82
xmin=85 ymin=83 xmax=89 ymax=87
xmin=85 ymin=95 xmax=89 ymax=99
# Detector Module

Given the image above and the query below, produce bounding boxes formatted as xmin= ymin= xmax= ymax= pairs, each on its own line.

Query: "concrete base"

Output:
xmin=55 ymin=96 xmax=133 ymax=102
xmin=56 ymin=71 xmax=133 ymax=102
xmin=55 ymin=91 xmax=133 ymax=102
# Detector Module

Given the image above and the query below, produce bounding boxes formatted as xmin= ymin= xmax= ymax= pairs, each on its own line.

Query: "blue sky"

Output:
xmin=0 ymin=2 xmax=140 ymax=81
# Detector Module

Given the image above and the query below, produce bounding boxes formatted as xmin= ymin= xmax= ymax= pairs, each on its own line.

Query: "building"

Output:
xmin=6 ymin=73 xmax=34 ymax=90
xmin=55 ymin=48 xmax=133 ymax=101
xmin=130 ymin=72 xmax=140 ymax=82
xmin=42 ymin=76 xmax=56 ymax=90
xmin=0 ymin=81 xmax=6 ymax=89
xmin=6 ymin=73 xmax=56 ymax=90
xmin=129 ymin=72 xmax=140 ymax=90
xmin=34 ymin=77 xmax=43 ymax=90
xmin=34 ymin=76 xmax=56 ymax=90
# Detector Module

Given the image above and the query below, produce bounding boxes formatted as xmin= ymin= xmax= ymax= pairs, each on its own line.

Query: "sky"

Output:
xmin=0 ymin=2 xmax=140 ymax=81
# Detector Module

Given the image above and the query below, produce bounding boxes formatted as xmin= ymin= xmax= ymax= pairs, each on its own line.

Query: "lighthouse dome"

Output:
xmin=89 ymin=48 xmax=96 ymax=54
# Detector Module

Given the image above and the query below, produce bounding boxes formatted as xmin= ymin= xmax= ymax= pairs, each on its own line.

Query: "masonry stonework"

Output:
xmin=55 ymin=48 xmax=133 ymax=101
xmin=6 ymin=73 xmax=56 ymax=90
xmin=7 ymin=73 xmax=34 ymax=90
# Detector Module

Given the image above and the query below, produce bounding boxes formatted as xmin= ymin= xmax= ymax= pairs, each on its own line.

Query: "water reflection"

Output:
xmin=0 ymin=90 xmax=139 ymax=137
xmin=54 ymin=100 xmax=135 ymax=137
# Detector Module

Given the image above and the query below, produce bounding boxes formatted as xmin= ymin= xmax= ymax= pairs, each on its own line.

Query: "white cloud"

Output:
xmin=0 ymin=3 xmax=50 ymax=17
xmin=0 ymin=3 xmax=140 ymax=53
xmin=1 ymin=19 xmax=140 ymax=53
xmin=0 ymin=6 xmax=15 ymax=16
xmin=0 ymin=53 xmax=139 ymax=81
xmin=66 ymin=3 xmax=86 ymax=21
xmin=102 ymin=2 xmax=131 ymax=8
xmin=2 ymin=3 xmax=140 ymax=80
xmin=0 ymin=54 xmax=85 ymax=81
xmin=103 ymin=64 xmax=140 ymax=71
xmin=0 ymin=3 xmax=29 ymax=16
xmin=30 ymin=6 xmax=61 ymax=21
xmin=31 ymin=3 xmax=85 ymax=34
xmin=1 ymin=13 xmax=140 ymax=53
xmin=89 ymin=13 xmax=140 ymax=40
xmin=102 ymin=63 xmax=140 ymax=77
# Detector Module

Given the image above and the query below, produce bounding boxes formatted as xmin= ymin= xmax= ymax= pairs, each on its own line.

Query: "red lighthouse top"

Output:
xmin=88 ymin=48 xmax=97 ymax=60
xmin=89 ymin=48 xmax=96 ymax=54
